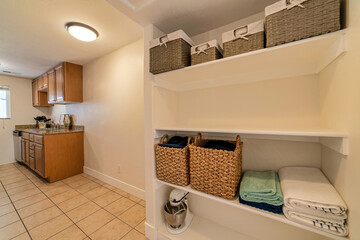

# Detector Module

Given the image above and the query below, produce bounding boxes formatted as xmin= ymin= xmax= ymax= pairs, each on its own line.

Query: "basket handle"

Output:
xmin=159 ymin=35 xmax=169 ymax=48
xmin=160 ymin=134 xmax=169 ymax=144
xmin=195 ymin=43 xmax=211 ymax=55
xmin=194 ymin=133 xmax=202 ymax=145
xmin=187 ymin=136 xmax=194 ymax=145
xmin=233 ymin=26 xmax=249 ymax=41
xmin=235 ymin=135 xmax=241 ymax=147
xmin=286 ymin=0 xmax=306 ymax=10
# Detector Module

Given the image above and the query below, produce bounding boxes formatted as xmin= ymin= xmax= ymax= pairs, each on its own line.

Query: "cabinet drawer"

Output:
xmin=30 ymin=149 xmax=34 ymax=157
xmin=33 ymin=135 xmax=43 ymax=144
xmin=22 ymin=132 xmax=29 ymax=140
xmin=30 ymin=142 xmax=35 ymax=149
xmin=29 ymin=134 xmax=34 ymax=141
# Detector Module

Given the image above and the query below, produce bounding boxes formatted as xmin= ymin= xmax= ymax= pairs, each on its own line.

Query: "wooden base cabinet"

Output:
xmin=21 ymin=132 xmax=84 ymax=182
xmin=34 ymin=143 xmax=44 ymax=177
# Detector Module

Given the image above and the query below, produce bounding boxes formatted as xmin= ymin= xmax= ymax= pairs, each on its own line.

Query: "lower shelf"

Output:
xmin=157 ymin=179 xmax=348 ymax=240
xmin=158 ymin=214 xmax=255 ymax=240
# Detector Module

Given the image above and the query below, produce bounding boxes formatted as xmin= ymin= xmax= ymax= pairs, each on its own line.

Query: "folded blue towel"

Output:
xmin=159 ymin=136 xmax=189 ymax=149
xmin=203 ymin=140 xmax=235 ymax=151
xmin=239 ymin=197 xmax=283 ymax=214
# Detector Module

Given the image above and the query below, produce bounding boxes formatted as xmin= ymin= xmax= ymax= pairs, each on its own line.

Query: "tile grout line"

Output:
xmin=62 ymin=175 xmax=146 ymax=238
xmin=0 ymin=178 xmax=33 ymax=240
xmin=13 ymin=164 xmax=91 ymax=240
xmin=60 ymin=178 xmax=136 ymax=238
xmin=10 ymin=164 xmax=146 ymax=239
xmin=79 ymin=174 xmax=147 ymax=237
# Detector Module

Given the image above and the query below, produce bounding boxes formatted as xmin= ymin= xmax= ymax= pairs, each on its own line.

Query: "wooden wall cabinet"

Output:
xmin=32 ymin=80 xmax=39 ymax=106
xmin=53 ymin=62 xmax=83 ymax=104
xmin=47 ymin=69 xmax=57 ymax=104
xmin=32 ymin=61 xmax=82 ymax=106
xmin=21 ymin=132 xmax=84 ymax=182
xmin=32 ymin=78 xmax=53 ymax=107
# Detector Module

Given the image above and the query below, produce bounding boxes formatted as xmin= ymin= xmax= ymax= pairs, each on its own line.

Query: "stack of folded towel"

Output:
xmin=159 ymin=136 xmax=189 ymax=148
xmin=279 ymin=167 xmax=348 ymax=237
xmin=239 ymin=170 xmax=284 ymax=214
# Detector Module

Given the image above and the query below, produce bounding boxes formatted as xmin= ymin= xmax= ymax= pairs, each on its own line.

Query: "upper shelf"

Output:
xmin=154 ymin=127 xmax=349 ymax=155
xmin=153 ymin=30 xmax=347 ymax=92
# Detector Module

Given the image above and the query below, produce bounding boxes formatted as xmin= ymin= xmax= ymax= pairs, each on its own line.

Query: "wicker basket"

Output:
xmin=155 ymin=135 xmax=193 ymax=186
xmin=222 ymin=20 xmax=265 ymax=58
xmin=189 ymin=133 xmax=243 ymax=199
xmin=150 ymin=30 xmax=194 ymax=74
xmin=265 ymin=0 xmax=341 ymax=47
xmin=191 ymin=40 xmax=223 ymax=66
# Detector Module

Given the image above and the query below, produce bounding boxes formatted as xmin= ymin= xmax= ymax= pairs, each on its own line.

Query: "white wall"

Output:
xmin=319 ymin=0 xmax=360 ymax=238
xmin=50 ymin=39 xmax=145 ymax=193
xmin=0 ymin=74 xmax=49 ymax=165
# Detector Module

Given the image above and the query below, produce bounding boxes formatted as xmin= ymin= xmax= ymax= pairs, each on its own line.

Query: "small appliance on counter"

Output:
xmin=164 ymin=189 xmax=193 ymax=234
xmin=60 ymin=114 xmax=73 ymax=130
xmin=34 ymin=116 xmax=51 ymax=129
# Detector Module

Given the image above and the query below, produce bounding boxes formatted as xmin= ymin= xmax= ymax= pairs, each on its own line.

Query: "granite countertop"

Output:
xmin=19 ymin=126 xmax=84 ymax=135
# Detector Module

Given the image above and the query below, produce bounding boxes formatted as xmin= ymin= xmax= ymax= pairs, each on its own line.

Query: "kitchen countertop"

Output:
xmin=21 ymin=126 xmax=84 ymax=135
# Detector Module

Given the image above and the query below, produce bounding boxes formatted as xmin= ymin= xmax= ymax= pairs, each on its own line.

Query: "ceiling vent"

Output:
xmin=121 ymin=0 xmax=155 ymax=11
xmin=2 ymin=70 xmax=20 ymax=75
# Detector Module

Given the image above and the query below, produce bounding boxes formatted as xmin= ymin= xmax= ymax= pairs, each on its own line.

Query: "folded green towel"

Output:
xmin=240 ymin=170 xmax=283 ymax=206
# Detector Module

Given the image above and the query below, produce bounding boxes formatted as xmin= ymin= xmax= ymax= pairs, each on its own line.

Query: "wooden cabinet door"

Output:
xmin=24 ymin=140 xmax=30 ymax=166
xmin=48 ymin=69 xmax=56 ymax=103
xmin=21 ymin=139 xmax=26 ymax=162
xmin=55 ymin=64 xmax=64 ymax=102
xmin=42 ymin=74 xmax=48 ymax=88
xmin=34 ymin=143 xmax=44 ymax=177
xmin=32 ymin=80 xmax=39 ymax=106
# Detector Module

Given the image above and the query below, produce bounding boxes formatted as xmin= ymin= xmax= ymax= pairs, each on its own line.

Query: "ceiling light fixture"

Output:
xmin=65 ymin=22 xmax=99 ymax=42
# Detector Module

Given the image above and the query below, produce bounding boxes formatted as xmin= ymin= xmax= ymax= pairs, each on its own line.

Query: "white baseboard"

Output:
xmin=83 ymin=166 xmax=145 ymax=200
xmin=0 ymin=161 xmax=16 ymax=166
xmin=145 ymin=221 xmax=157 ymax=240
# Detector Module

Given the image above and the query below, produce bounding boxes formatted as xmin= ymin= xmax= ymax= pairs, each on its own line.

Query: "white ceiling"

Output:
xmin=106 ymin=0 xmax=278 ymax=36
xmin=0 ymin=0 xmax=143 ymax=79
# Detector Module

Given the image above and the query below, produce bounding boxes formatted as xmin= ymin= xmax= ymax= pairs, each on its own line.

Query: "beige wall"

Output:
xmin=319 ymin=0 xmax=360 ymax=238
xmin=50 ymin=39 xmax=145 ymax=191
xmin=175 ymin=75 xmax=321 ymax=130
xmin=0 ymin=74 xmax=49 ymax=164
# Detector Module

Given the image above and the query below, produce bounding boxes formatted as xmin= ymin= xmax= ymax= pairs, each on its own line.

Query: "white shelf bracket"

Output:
xmin=319 ymin=137 xmax=349 ymax=156
xmin=316 ymin=31 xmax=348 ymax=72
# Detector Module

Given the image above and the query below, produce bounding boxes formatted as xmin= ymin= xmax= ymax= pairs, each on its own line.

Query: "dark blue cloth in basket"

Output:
xmin=159 ymin=136 xmax=189 ymax=149
xmin=203 ymin=140 xmax=236 ymax=151
xmin=239 ymin=197 xmax=283 ymax=214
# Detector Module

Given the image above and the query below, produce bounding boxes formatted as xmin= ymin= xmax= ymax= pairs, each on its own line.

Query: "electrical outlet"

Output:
xmin=117 ymin=165 xmax=121 ymax=174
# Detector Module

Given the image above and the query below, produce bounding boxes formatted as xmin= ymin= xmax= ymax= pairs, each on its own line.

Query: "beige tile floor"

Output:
xmin=0 ymin=163 xmax=148 ymax=240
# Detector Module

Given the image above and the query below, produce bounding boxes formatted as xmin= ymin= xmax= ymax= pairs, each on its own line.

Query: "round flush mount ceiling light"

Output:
xmin=65 ymin=22 xmax=99 ymax=42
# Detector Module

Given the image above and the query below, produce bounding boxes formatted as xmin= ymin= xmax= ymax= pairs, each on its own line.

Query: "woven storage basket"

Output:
xmin=191 ymin=40 xmax=223 ymax=66
xmin=189 ymin=133 xmax=243 ymax=199
xmin=222 ymin=20 xmax=265 ymax=58
xmin=150 ymin=30 xmax=194 ymax=74
xmin=265 ymin=0 xmax=341 ymax=47
xmin=155 ymin=135 xmax=193 ymax=186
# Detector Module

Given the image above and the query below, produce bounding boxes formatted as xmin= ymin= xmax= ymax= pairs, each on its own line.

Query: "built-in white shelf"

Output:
xmin=158 ymin=213 xmax=255 ymax=240
xmin=154 ymin=127 xmax=349 ymax=155
xmin=153 ymin=30 xmax=347 ymax=92
xmin=156 ymin=179 xmax=348 ymax=240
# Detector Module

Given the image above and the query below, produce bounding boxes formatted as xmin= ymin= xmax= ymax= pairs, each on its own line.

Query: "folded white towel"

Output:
xmin=279 ymin=167 xmax=347 ymax=217
xmin=283 ymin=206 xmax=348 ymax=237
